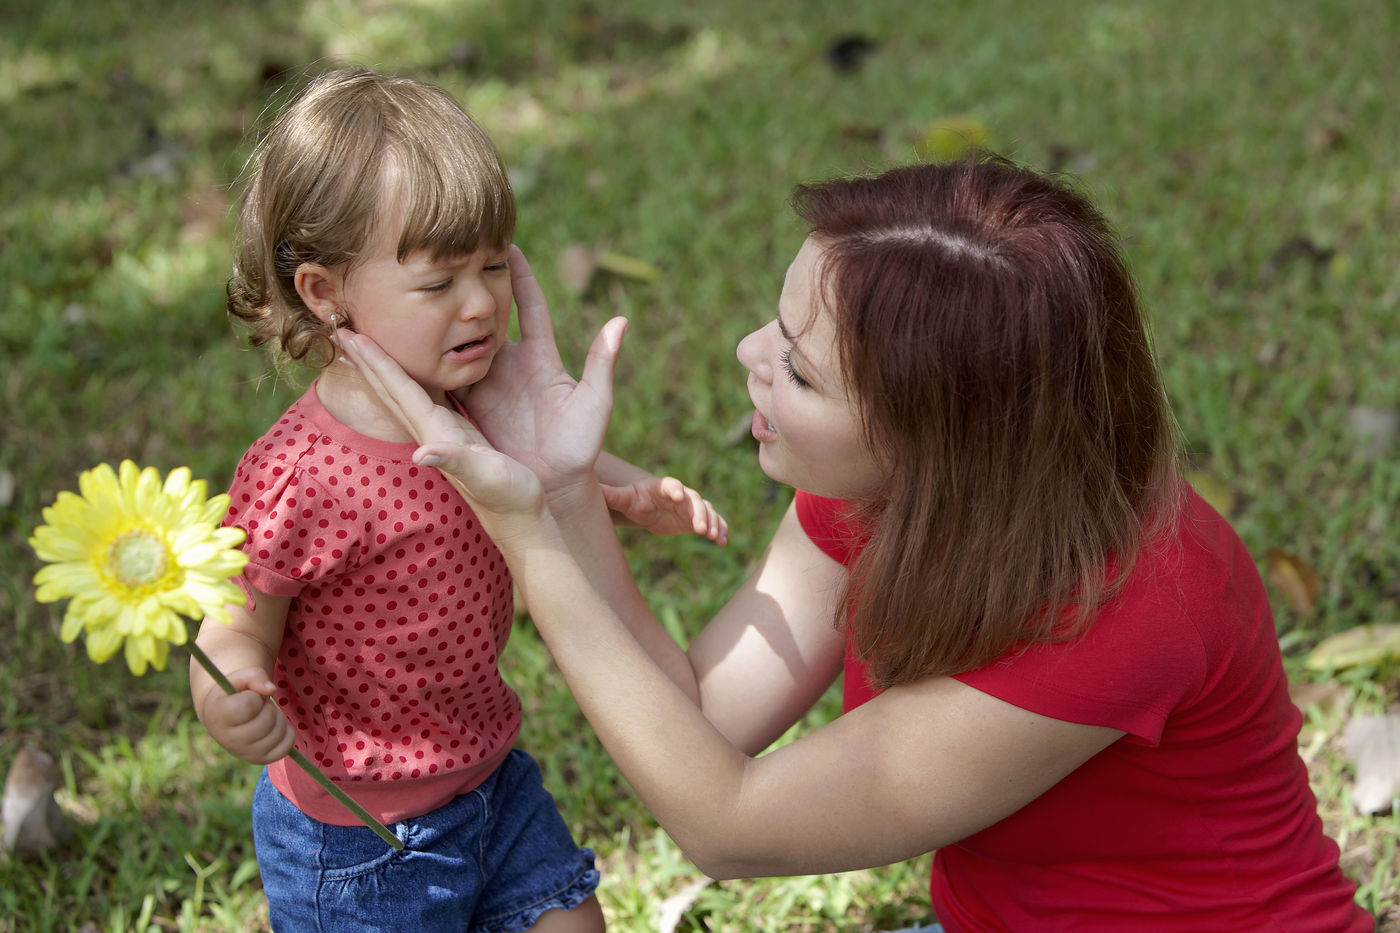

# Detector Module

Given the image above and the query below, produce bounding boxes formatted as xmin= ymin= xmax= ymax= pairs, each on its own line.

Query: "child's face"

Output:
xmin=337 ymin=219 xmax=512 ymax=405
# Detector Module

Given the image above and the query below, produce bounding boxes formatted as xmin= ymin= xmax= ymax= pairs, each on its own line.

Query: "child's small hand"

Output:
xmin=602 ymin=476 xmax=728 ymax=545
xmin=198 ymin=667 xmax=296 ymax=765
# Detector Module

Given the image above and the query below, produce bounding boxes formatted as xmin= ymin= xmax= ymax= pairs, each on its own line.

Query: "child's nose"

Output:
xmin=459 ymin=279 xmax=496 ymax=319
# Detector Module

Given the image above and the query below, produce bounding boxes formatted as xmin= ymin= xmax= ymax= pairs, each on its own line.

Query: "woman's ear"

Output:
xmin=294 ymin=262 xmax=342 ymax=323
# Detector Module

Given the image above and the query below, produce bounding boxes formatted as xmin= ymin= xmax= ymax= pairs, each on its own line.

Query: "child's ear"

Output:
xmin=294 ymin=263 xmax=342 ymax=322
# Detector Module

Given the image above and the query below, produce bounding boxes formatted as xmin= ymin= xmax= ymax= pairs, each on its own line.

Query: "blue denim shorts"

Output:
xmin=253 ymin=749 xmax=599 ymax=933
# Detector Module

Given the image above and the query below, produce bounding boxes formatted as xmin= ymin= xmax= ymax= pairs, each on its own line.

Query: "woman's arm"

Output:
xmin=340 ymin=328 xmax=1123 ymax=877
xmin=499 ymin=501 xmax=1123 ymax=879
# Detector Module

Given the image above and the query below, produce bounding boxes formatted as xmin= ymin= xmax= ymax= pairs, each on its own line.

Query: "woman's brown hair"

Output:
xmin=228 ymin=67 xmax=515 ymax=367
xmin=793 ymin=154 xmax=1181 ymax=687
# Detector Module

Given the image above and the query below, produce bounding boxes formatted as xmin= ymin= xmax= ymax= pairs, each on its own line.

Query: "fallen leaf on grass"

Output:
xmin=1347 ymin=406 xmax=1399 ymax=459
xmin=2 ymin=745 xmax=73 ymax=856
xmin=557 ymin=245 xmax=660 ymax=294
xmin=915 ymin=115 xmax=989 ymax=162
xmin=657 ymin=877 xmax=713 ymax=933
xmin=1343 ymin=714 xmax=1400 ymax=814
xmin=1305 ymin=624 xmax=1400 ymax=671
xmin=557 ymin=244 xmax=598 ymax=294
xmin=596 ymin=251 xmax=660 ymax=283
xmin=1187 ymin=469 xmax=1236 ymax=516
xmin=1267 ymin=549 xmax=1320 ymax=616
xmin=1288 ymin=679 xmax=1349 ymax=716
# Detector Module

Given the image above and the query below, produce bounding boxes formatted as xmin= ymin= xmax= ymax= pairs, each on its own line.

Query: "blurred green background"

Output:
xmin=2 ymin=0 xmax=1398 ymax=929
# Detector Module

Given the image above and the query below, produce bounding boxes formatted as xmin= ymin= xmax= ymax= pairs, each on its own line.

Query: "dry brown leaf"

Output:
xmin=1266 ymin=549 xmax=1320 ymax=616
xmin=1347 ymin=406 xmax=1399 ymax=459
xmin=1343 ymin=714 xmax=1400 ymax=814
xmin=657 ymin=877 xmax=713 ymax=933
xmin=1288 ymin=679 xmax=1349 ymax=716
xmin=1187 ymin=470 xmax=1237 ymax=516
xmin=557 ymin=243 xmax=598 ymax=294
xmin=915 ymin=115 xmax=989 ymax=162
xmin=2 ymin=746 xmax=73 ymax=855
xmin=1306 ymin=623 xmax=1400 ymax=671
xmin=595 ymin=251 xmax=660 ymax=283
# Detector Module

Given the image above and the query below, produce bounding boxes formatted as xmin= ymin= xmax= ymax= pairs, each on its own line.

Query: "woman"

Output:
xmin=339 ymin=155 xmax=1370 ymax=931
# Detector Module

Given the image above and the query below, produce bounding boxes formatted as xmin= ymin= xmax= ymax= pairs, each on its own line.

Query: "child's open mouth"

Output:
xmin=445 ymin=336 xmax=492 ymax=361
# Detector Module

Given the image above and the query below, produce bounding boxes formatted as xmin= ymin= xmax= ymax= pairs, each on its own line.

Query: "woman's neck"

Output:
xmin=315 ymin=360 xmax=447 ymax=442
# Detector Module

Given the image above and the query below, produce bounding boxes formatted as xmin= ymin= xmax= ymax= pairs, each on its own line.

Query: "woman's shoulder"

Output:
xmin=1122 ymin=485 xmax=1271 ymax=642
xmin=953 ymin=486 xmax=1280 ymax=742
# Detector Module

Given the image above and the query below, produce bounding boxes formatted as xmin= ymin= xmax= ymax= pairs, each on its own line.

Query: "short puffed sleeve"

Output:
xmin=223 ymin=454 xmax=363 ymax=597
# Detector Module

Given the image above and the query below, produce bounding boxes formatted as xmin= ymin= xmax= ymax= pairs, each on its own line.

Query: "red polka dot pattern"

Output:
xmin=223 ymin=393 xmax=521 ymax=795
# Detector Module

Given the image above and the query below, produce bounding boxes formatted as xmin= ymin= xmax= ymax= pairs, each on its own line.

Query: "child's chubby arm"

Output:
xmin=191 ymin=586 xmax=297 ymax=765
xmin=596 ymin=451 xmax=728 ymax=545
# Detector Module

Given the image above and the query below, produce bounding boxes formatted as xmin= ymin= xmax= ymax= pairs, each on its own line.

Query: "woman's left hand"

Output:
xmin=336 ymin=331 xmax=543 ymax=526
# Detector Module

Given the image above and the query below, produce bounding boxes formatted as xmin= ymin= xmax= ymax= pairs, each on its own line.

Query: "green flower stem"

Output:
xmin=187 ymin=639 xmax=404 ymax=850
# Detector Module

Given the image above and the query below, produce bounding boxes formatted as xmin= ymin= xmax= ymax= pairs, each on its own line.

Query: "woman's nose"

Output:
xmin=736 ymin=323 xmax=773 ymax=380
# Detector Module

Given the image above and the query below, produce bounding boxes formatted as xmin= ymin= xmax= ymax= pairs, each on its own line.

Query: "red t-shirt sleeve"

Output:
xmin=797 ymin=488 xmax=1210 ymax=743
xmin=952 ymin=588 xmax=1207 ymax=746
xmin=223 ymin=455 xmax=362 ymax=597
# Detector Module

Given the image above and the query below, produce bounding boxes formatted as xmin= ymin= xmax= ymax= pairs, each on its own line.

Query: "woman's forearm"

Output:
xmin=537 ymin=474 xmax=702 ymax=704
xmin=503 ymin=511 xmax=754 ymax=873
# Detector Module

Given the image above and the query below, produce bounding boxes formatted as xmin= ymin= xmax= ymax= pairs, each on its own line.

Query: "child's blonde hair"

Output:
xmin=228 ymin=66 xmax=516 ymax=367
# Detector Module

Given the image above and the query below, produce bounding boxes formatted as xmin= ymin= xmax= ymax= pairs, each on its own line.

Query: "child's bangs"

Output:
xmin=393 ymin=138 xmax=515 ymax=262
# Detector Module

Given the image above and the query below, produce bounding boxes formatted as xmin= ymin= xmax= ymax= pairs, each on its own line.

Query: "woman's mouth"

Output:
xmin=751 ymin=410 xmax=778 ymax=443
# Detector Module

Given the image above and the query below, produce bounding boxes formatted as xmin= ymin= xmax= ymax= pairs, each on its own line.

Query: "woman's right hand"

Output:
xmin=453 ymin=245 xmax=630 ymax=491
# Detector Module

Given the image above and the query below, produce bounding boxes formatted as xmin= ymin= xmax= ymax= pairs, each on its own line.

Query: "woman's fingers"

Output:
xmin=338 ymin=331 xmax=450 ymax=443
xmin=509 ymin=245 xmax=558 ymax=347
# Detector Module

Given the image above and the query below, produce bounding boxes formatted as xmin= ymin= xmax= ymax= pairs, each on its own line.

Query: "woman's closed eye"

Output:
xmin=780 ymin=347 xmax=811 ymax=388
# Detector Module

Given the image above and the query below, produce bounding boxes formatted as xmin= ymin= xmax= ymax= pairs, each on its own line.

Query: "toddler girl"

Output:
xmin=191 ymin=67 xmax=722 ymax=933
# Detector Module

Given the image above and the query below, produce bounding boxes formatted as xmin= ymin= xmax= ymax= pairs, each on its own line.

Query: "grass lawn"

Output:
xmin=2 ymin=0 xmax=1397 ymax=929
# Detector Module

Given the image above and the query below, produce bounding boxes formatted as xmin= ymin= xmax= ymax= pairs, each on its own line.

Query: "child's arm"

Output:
xmin=190 ymin=587 xmax=297 ymax=765
xmin=597 ymin=451 xmax=728 ymax=544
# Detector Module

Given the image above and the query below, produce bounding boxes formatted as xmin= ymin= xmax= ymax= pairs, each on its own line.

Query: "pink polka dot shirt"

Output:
xmin=223 ymin=383 xmax=521 ymax=825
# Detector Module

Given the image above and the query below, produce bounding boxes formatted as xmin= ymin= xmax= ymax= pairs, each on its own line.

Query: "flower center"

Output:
xmin=107 ymin=529 xmax=170 ymax=588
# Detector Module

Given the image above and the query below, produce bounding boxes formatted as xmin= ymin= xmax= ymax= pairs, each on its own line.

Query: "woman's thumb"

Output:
xmin=580 ymin=316 xmax=628 ymax=402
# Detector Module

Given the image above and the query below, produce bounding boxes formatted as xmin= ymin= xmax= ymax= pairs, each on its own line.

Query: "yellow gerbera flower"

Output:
xmin=29 ymin=460 xmax=247 ymax=675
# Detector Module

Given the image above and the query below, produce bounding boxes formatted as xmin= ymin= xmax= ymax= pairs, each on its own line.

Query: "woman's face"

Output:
xmin=736 ymin=236 xmax=883 ymax=500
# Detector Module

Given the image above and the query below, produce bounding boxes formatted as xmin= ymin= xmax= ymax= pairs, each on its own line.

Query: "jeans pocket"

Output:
xmin=317 ymin=819 xmax=408 ymax=881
